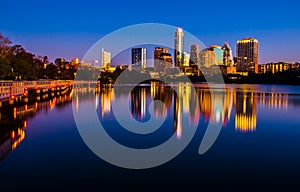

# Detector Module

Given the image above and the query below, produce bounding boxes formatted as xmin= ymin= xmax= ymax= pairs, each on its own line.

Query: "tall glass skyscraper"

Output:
xmin=174 ymin=27 xmax=184 ymax=67
xmin=236 ymin=38 xmax=259 ymax=73
xmin=132 ymin=48 xmax=146 ymax=70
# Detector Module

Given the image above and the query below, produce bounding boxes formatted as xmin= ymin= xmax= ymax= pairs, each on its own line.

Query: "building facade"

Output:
xmin=101 ymin=48 xmax=111 ymax=70
xmin=189 ymin=44 xmax=200 ymax=67
xmin=159 ymin=53 xmax=173 ymax=73
xmin=210 ymin=45 xmax=223 ymax=66
xmin=236 ymin=38 xmax=259 ymax=73
xmin=132 ymin=48 xmax=146 ymax=70
xmin=258 ymin=62 xmax=295 ymax=74
xmin=199 ymin=47 xmax=216 ymax=68
xmin=222 ymin=42 xmax=234 ymax=66
xmin=174 ymin=27 xmax=184 ymax=67
xmin=154 ymin=47 xmax=168 ymax=73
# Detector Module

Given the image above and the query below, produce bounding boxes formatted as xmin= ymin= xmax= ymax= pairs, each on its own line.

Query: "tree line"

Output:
xmin=0 ymin=33 xmax=77 ymax=80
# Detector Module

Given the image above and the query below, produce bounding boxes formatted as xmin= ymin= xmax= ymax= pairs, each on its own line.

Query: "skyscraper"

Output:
xmin=174 ymin=27 xmax=184 ymax=67
xmin=132 ymin=48 xmax=146 ymax=69
xmin=199 ymin=47 xmax=216 ymax=68
xmin=210 ymin=45 xmax=223 ymax=65
xmin=189 ymin=44 xmax=200 ymax=67
xmin=222 ymin=42 xmax=234 ymax=66
xmin=154 ymin=47 xmax=168 ymax=72
xmin=236 ymin=38 xmax=259 ymax=73
xmin=101 ymin=48 xmax=111 ymax=69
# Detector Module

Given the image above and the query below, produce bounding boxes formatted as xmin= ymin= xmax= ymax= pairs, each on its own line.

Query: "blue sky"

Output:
xmin=1 ymin=0 xmax=300 ymax=64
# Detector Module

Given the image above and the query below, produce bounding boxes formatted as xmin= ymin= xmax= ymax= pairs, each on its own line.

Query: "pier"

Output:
xmin=0 ymin=80 xmax=74 ymax=102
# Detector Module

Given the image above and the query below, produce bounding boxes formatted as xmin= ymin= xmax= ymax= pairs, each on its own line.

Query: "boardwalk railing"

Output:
xmin=0 ymin=80 xmax=73 ymax=101
xmin=0 ymin=81 xmax=13 ymax=100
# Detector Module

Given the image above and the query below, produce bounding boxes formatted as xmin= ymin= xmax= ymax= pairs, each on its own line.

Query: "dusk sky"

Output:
xmin=1 ymin=0 xmax=300 ymax=64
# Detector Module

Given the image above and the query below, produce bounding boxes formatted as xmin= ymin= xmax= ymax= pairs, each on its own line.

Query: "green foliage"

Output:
xmin=0 ymin=33 xmax=77 ymax=80
xmin=0 ymin=57 xmax=11 ymax=79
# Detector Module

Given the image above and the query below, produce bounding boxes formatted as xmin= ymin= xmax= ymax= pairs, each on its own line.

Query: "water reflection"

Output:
xmin=198 ymin=87 xmax=290 ymax=132
xmin=0 ymin=88 xmax=73 ymax=161
xmin=73 ymin=83 xmax=97 ymax=112
xmin=235 ymin=92 xmax=257 ymax=132
xmin=94 ymin=84 xmax=293 ymax=134
xmin=0 ymin=120 xmax=26 ymax=161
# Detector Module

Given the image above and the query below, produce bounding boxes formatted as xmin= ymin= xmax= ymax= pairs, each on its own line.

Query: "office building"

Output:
xmin=222 ymin=42 xmax=234 ymax=66
xmin=132 ymin=48 xmax=146 ymax=69
xmin=210 ymin=45 xmax=223 ymax=65
xmin=236 ymin=38 xmax=259 ymax=73
xmin=189 ymin=44 xmax=200 ymax=67
xmin=154 ymin=47 xmax=168 ymax=72
xmin=199 ymin=47 xmax=216 ymax=68
xmin=101 ymin=48 xmax=111 ymax=70
xmin=159 ymin=53 xmax=173 ymax=72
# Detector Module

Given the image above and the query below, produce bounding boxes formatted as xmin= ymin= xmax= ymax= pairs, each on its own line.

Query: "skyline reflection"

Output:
xmin=95 ymin=83 xmax=293 ymax=134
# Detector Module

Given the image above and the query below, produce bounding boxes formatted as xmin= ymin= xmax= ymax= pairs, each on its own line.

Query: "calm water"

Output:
xmin=1 ymin=83 xmax=300 ymax=191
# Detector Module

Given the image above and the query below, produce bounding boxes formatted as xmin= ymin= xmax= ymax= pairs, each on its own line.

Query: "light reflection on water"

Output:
xmin=1 ymin=83 xmax=300 ymax=190
xmin=0 ymin=89 xmax=73 ymax=161
xmin=78 ymin=83 xmax=297 ymax=135
xmin=2 ymin=83 xmax=297 ymax=161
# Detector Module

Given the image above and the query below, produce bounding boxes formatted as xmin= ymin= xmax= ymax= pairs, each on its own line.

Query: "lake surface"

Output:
xmin=1 ymin=83 xmax=300 ymax=191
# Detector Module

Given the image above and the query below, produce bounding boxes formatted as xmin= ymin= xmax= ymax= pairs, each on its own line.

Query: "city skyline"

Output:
xmin=1 ymin=0 xmax=300 ymax=64
xmin=2 ymin=28 xmax=299 ymax=70
xmin=3 ymin=29 xmax=300 ymax=66
xmin=1 ymin=1 xmax=300 ymax=191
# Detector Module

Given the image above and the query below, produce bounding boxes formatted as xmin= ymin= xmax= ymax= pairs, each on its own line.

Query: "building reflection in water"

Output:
xmin=100 ymin=88 xmax=114 ymax=117
xmin=173 ymin=83 xmax=200 ymax=138
xmin=197 ymin=88 xmax=233 ymax=127
xmin=258 ymin=92 xmax=288 ymax=110
xmin=131 ymin=87 xmax=148 ymax=121
xmin=235 ymin=92 xmax=257 ymax=132
xmin=0 ymin=87 xmax=73 ymax=161
xmin=96 ymin=84 xmax=291 ymax=135
xmin=129 ymin=82 xmax=199 ymax=139
xmin=74 ymin=83 xmax=97 ymax=112
xmin=150 ymin=83 xmax=172 ymax=119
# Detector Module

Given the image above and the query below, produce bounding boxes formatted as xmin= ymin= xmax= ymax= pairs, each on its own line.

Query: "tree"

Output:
xmin=9 ymin=44 xmax=43 ymax=80
xmin=0 ymin=57 xmax=11 ymax=79
xmin=45 ymin=63 xmax=58 ymax=79
xmin=0 ymin=33 xmax=12 ymax=59
xmin=0 ymin=33 xmax=13 ymax=79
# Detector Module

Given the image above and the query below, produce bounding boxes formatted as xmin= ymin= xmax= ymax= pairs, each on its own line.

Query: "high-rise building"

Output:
xmin=101 ymin=48 xmax=111 ymax=70
xmin=210 ymin=45 xmax=223 ymax=65
xmin=189 ymin=44 xmax=200 ymax=67
xmin=222 ymin=42 xmax=234 ymax=66
xmin=199 ymin=47 xmax=216 ymax=68
xmin=183 ymin=52 xmax=190 ymax=66
xmin=159 ymin=53 xmax=173 ymax=72
xmin=236 ymin=38 xmax=259 ymax=73
xmin=154 ymin=47 xmax=168 ymax=72
xmin=132 ymin=48 xmax=146 ymax=69
xmin=174 ymin=27 xmax=184 ymax=67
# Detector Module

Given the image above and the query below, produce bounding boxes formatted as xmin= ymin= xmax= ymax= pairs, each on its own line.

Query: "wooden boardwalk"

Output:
xmin=0 ymin=80 xmax=74 ymax=101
